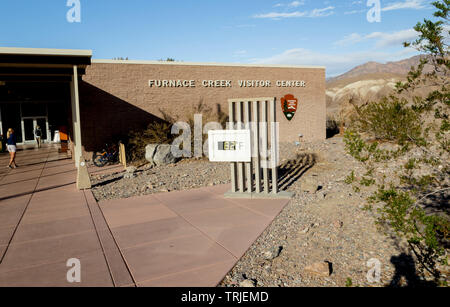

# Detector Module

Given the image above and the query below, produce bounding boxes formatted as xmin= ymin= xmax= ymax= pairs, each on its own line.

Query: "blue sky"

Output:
xmin=0 ymin=0 xmax=439 ymax=76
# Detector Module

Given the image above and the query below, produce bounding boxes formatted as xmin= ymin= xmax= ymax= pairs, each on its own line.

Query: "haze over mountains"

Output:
xmin=326 ymin=55 xmax=427 ymax=115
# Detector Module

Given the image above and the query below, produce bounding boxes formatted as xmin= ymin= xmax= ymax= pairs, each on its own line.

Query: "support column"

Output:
xmin=71 ymin=65 xmax=91 ymax=190
xmin=70 ymin=65 xmax=83 ymax=168
xmin=0 ymin=105 xmax=3 ymax=137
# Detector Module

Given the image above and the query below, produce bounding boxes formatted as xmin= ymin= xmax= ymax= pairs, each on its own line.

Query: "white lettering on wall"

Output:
xmin=238 ymin=80 xmax=272 ymax=87
xmin=148 ymin=80 xmax=196 ymax=88
xmin=202 ymin=80 xmax=232 ymax=88
xmin=147 ymin=80 xmax=307 ymax=88
xmin=276 ymin=80 xmax=306 ymax=87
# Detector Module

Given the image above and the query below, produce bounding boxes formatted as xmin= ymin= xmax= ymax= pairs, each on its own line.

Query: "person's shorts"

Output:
xmin=7 ymin=145 xmax=16 ymax=153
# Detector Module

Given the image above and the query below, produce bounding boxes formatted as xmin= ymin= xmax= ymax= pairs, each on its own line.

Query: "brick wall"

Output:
xmin=80 ymin=61 xmax=326 ymax=153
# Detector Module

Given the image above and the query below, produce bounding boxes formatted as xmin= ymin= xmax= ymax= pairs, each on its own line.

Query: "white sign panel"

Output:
xmin=208 ymin=130 xmax=251 ymax=162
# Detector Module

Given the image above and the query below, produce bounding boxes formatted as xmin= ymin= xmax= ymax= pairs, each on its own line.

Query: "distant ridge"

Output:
xmin=328 ymin=55 xmax=426 ymax=83
xmin=326 ymin=55 xmax=431 ymax=116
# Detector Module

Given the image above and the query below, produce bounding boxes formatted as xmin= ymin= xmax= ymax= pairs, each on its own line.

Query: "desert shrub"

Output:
xmin=326 ymin=115 xmax=340 ymax=138
xmin=126 ymin=99 xmax=229 ymax=162
xmin=351 ymin=96 xmax=423 ymax=145
xmin=127 ymin=121 xmax=174 ymax=162
xmin=344 ymin=1 xmax=449 ymax=282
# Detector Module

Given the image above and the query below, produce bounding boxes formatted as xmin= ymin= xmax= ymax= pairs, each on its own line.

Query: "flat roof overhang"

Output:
xmin=0 ymin=47 xmax=92 ymax=82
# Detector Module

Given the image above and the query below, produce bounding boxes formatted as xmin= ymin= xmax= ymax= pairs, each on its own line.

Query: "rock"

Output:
xmin=153 ymin=144 xmax=177 ymax=166
xmin=299 ymin=226 xmax=310 ymax=234
xmin=123 ymin=166 xmax=137 ymax=179
xmin=239 ymin=279 xmax=256 ymax=287
xmin=333 ymin=220 xmax=344 ymax=229
xmin=123 ymin=174 xmax=135 ymax=179
xmin=263 ymin=246 xmax=283 ymax=260
xmin=304 ymin=262 xmax=331 ymax=277
xmin=301 ymin=177 xmax=319 ymax=193
xmin=126 ymin=166 xmax=137 ymax=173
xmin=145 ymin=144 xmax=159 ymax=164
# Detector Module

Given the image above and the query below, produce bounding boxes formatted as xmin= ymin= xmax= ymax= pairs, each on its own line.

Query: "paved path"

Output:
xmin=0 ymin=145 xmax=289 ymax=287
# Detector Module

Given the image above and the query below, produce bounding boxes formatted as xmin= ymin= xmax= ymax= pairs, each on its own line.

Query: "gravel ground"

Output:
xmin=91 ymin=136 xmax=446 ymax=287
xmin=91 ymin=159 xmax=231 ymax=201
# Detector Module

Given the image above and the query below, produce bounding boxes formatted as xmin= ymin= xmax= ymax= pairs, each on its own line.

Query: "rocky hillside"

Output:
xmin=326 ymin=55 xmax=430 ymax=117
xmin=328 ymin=55 xmax=425 ymax=83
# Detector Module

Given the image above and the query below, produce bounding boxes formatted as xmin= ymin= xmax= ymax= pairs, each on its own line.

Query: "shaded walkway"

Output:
xmin=0 ymin=145 xmax=118 ymax=286
xmin=0 ymin=146 xmax=290 ymax=287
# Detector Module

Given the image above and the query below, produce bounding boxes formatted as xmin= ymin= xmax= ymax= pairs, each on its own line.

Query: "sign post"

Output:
xmin=209 ymin=97 xmax=293 ymax=199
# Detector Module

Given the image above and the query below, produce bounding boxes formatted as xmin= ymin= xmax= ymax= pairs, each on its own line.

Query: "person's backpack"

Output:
xmin=35 ymin=129 xmax=42 ymax=137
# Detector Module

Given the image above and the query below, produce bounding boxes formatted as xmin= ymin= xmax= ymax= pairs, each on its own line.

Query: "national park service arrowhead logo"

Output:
xmin=281 ymin=94 xmax=298 ymax=121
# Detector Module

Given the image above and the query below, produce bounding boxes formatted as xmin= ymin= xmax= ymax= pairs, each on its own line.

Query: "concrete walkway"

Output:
xmin=0 ymin=145 xmax=290 ymax=287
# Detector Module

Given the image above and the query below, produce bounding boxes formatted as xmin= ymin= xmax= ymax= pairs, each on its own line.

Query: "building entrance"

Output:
xmin=22 ymin=116 xmax=48 ymax=143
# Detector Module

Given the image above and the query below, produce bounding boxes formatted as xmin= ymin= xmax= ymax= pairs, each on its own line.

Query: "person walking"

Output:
xmin=6 ymin=128 xmax=18 ymax=169
xmin=35 ymin=125 xmax=42 ymax=148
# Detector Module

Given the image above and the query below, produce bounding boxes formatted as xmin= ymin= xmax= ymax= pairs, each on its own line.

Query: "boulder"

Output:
xmin=153 ymin=144 xmax=177 ymax=166
xmin=145 ymin=144 xmax=159 ymax=164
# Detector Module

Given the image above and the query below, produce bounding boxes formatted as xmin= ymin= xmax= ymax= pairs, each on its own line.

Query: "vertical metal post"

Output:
xmin=236 ymin=101 xmax=245 ymax=193
xmin=253 ymin=100 xmax=261 ymax=194
xmin=229 ymin=101 xmax=237 ymax=193
xmin=261 ymin=100 xmax=269 ymax=193
xmin=244 ymin=101 xmax=252 ymax=193
xmin=270 ymin=98 xmax=278 ymax=194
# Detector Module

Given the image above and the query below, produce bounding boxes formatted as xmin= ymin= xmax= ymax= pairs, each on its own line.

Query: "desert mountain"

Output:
xmin=326 ymin=55 xmax=428 ymax=117
xmin=328 ymin=55 xmax=425 ymax=83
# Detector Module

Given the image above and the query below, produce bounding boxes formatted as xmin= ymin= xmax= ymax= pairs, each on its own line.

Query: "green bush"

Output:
xmin=352 ymin=96 xmax=423 ymax=145
xmin=344 ymin=0 xmax=450 ymax=281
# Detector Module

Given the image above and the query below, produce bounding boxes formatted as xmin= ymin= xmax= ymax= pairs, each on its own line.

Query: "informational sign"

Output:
xmin=281 ymin=94 xmax=298 ymax=121
xmin=148 ymin=79 xmax=307 ymax=88
xmin=208 ymin=130 xmax=251 ymax=162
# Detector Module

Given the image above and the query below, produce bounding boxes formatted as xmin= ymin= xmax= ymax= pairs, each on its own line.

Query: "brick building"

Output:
xmin=0 ymin=47 xmax=326 ymax=163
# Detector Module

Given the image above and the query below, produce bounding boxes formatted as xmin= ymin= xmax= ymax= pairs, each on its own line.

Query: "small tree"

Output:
xmin=344 ymin=0 xmax=449 ymax=282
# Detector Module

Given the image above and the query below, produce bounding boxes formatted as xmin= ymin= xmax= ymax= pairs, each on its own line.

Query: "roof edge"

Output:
xmin=0 ymin=47 xmax=92 ymax=57
xmin=92 ymin=59 xmax=325 ymax=69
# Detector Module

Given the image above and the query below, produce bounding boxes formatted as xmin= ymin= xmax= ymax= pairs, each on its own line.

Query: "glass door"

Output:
xmin=22 ymin=117 xmax=49 ymax=144
xmin=36 ymin=118 xmax=48 ymax=141
xmin=23 ymin=118 xmax=35 ymax=142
